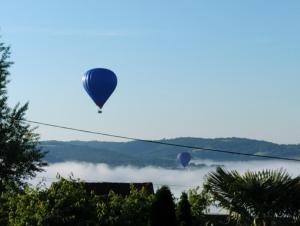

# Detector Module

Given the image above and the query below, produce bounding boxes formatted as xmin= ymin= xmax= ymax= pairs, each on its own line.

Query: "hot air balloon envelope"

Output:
xmin=82 ymin=68 xmax=117 ymax=110
xmin=177 ymin=152 xmax=191 ymax=167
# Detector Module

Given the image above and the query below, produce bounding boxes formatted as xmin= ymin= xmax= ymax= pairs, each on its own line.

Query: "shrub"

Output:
xmin=150 ymin=186 xmax=177 ymax=226
xmin=176 ymin=192 xmax=192 ymax=226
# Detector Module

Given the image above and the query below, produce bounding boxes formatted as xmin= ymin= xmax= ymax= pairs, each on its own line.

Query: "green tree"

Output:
xmin=176 ymin=192 xmax=192 ymax=226
xmin=188 ymin=186 xmax=211 ymax=218
xmin=96 ymin=186 xmax=153 ymax=226
xmin=205 ymin=167 xmax=300 ymax=226
xmin=150 ymin=185 xmax=177 ymax=226
xmin=0 ymin=40 xmax=46 ymax=193
xmin=7 ymin=177 xmax=97 ymax=226
xmin=43 ymin=177 xmax=97 ymax=226
xmin=7 ymin=186 xmax=47 ymax=226
xmin=6 ymin=179 xmax=154 ymax=226
xmin=96 ymin=191 xmax=123 ymax=226
xmin=122 ymin=185 xmax=154 ymax=226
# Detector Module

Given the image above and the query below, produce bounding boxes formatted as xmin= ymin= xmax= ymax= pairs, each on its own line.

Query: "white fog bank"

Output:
xmin=31 ymin=160 xmax=300 ymax=198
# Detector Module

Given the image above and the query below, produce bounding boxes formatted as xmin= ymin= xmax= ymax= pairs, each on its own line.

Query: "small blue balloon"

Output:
xmin=177 ymin=152 xmax=191 ymax=167
xmin=82 ymin=68 xmax=117 ymax=111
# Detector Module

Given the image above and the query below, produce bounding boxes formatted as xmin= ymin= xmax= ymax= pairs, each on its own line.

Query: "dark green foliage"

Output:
xmin=176 ymin=192 xmax=192 ymax=226
xmin=96 ymin=191 xmax=123 ymax=226
xmin=7 ymin=186 xmax=47 ymax=226
xmin=0 ymin=40 xmax=46 ymax=192
xmin=121 ymin=186 xmax=154 ymax=226
xmin=3 ymin=177 xmax=154 ymax=226
xmin=0 ymin=187 xmax=16 ymax=225
xmin=187 ymin=187 xmax=212 ymax=226
xmin=43 ymin=177 xmax=97 ymax=226
xmin=205 ymin=167 xmax=300 ymax=226
xmin=188 ymin=187 xmax=212 ymax=217
xmin=1 ymin=173 xmax=300 ymax=226
xmin=96 ymin=186 xmax=153 ymax=226
xmin=7 ymin=177 xmax=97 ymax=226
xmin=150 ymin=186 xmax=177 ymax=226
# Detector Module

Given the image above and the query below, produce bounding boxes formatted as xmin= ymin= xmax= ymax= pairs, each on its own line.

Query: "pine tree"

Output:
xmin=0 ymin=40 xmax=46 ymax=192
xmin=176 ymin=192 xmax=192 ymax=226
xmin=150 ymin=186 xmax=177 ymax=226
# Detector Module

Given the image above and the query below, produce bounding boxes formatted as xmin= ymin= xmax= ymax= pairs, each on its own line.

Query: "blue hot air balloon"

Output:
xmin=82 ymin=68 xmax=117 ymax=113
xmin=177 ymin=152 xmax=191 ymax=167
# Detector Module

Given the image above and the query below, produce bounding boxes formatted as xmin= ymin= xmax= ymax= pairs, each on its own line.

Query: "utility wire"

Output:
xmin=23 ymin=119 xmax=300 ymax=162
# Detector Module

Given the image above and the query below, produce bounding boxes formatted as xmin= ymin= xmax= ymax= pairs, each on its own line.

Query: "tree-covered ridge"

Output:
xmin=41 ymin=138 xmax=300 ymax=167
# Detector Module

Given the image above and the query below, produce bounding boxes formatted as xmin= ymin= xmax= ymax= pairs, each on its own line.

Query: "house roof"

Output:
xmin=83 ymin=182 xmax=154 ymax=196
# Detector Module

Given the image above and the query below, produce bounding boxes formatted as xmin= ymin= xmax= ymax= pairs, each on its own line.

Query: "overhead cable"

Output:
xmin=23 ymin=119 xmax=300 ymax=162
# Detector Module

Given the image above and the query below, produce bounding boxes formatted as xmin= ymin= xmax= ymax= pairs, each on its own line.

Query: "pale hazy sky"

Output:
xmin=1 ymin=1 xmax=299 ymax=143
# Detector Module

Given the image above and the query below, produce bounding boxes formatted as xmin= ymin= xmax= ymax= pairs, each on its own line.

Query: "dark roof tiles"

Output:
xmin=83 ymin=182 xmax=154 ymax=196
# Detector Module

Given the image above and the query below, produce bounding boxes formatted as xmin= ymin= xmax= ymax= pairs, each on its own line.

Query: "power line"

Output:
xmin=23 ymin=119 xmax=300 ymax=162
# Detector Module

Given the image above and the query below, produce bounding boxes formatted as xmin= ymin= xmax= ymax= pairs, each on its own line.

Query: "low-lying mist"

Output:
xmin=31 ymin=160 xmax=300 ymax=199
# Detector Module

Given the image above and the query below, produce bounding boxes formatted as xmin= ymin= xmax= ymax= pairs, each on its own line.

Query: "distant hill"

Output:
xmin=41 ymin=138 xmax=300 ymax=168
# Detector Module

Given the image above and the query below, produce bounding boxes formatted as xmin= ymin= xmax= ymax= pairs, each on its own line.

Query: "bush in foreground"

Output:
xmin=150 ymin=186 xmax=177 ymax=226
xmin=205 ymin=167 xmax=300 ymax=226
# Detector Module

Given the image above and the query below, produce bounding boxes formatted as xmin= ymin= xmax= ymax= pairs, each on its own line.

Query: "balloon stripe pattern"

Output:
xmin=82 ymin=68 xmax=118 ymax=109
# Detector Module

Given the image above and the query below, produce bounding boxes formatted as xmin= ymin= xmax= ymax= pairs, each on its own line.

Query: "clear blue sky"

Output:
xmin=1 ymin=0 xmax=299 ymax=143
